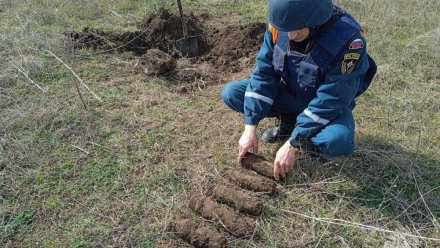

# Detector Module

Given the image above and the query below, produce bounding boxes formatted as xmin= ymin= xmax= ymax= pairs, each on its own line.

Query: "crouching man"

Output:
xmin=221 ymin=0 xmax=377 ymax=180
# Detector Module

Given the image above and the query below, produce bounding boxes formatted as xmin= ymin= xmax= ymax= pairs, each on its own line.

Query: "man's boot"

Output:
xmin=261 ymin=117 xmax=295 ymax=143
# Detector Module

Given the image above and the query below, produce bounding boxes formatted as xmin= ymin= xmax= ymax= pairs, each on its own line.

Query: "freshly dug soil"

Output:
xmin=168 ymin=58 xmax=217 ymax=83
xmin=205 ymin=22 xmax=265 ymax=72
xmin=189 ymin=195 xmax=255 ymax=237
xmin=65 ymin=8 xmax=205 ymax=56
xmin=241 ymin=152 xmax=275 ymax=179
xmin=212 ymin=183 xmax=263 ymax=216
xmin=223 ymin=169 xmax=276 ymax=194
xmin=65 ymin=8 xmax=265 ymax=83
xmin=136 ymin=48 xmax=175 ymax=75
xmin=65 ymin=28 xmax=107 ymax=50
xmin=174 ymin=218 xmax=227 ymax=248
xmin=65 ymin=28 xmax=149 ymax=54
xmin=137 ymin=8 xmax=208 ymax=56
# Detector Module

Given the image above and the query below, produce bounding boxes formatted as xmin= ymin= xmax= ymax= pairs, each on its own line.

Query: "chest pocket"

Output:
xmin=297 ymin=61 xmax=319 ymax=89
xmin=272 ymin=45 xmax=287 ymax=77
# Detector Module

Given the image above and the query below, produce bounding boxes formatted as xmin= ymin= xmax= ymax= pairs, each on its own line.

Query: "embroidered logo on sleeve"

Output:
xmin=341 ymin=53 xmax=360 ymax=74
xmin=349 ymin=38 xmax=364 ymax=50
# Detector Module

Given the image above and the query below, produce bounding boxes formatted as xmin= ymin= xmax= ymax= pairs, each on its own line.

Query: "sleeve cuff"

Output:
xmin=289 ymin=130 xmax=300 ymax=148
xmin=289 ymin=137 xmax=300 ymax=148
xmin=244 ymin=116 xmax=261 ymax=125
xmin=290 ymin=129 xmax=299 ymax=140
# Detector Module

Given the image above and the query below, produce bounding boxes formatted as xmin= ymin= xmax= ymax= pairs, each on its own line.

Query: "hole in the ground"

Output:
xmin=65 ymin=8 xmax=266 ymax=85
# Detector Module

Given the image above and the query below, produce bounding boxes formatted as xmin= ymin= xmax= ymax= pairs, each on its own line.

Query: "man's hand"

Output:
xmin=238 ymin=125 xmax=258 ymax=164
xmin=273 ymin=140 xmax=298 ymax=180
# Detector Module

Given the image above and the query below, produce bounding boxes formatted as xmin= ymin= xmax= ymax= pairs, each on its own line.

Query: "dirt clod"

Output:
xmin=174 ymin=218 xmax=227 ymax=248
xmin=212 ymin=183 xmax=263 ymax=216
xmin=189 ymin=195 xmax=255 ymax=237
xmin=242 ymin=152 xmax=275 ymax=179
xmin=136 ymin=49 xmax=175 ymax=75
xmin=224 ymin=169 xmax=276 ymax=194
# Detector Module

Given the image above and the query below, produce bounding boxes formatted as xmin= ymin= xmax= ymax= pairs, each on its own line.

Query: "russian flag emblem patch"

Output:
xmin=349 ymin=39 xmax=364 ymax=50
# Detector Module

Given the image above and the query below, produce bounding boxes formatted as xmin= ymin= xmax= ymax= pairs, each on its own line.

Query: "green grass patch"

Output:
xmin=1 ymin=0 xmax=440 ymax=247
xmin=2 ymin=210 xmax=35 ymax=239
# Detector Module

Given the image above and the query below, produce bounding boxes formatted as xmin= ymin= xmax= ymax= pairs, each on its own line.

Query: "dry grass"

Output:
xmin=1 ymin=0 xmax=440 ymax=247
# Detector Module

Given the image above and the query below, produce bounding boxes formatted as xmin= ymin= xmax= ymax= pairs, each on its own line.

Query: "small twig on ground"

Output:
xmin=384 ymin=185 xmax=440 ymax=227
xmin=413 ymin=172 xmax=440 ymax=231
xmin=74 ymin=79 xmax=88 ymax=109
xmin=12 ymin=64 xmax=45 ymax=92
xmin=314 ymin=193 xmax=345 ymax=248
xmin=109 ymin=9 xmax=122 ymax=17
xmin=161 ymin=197 xmax=175 ymax=239
xmin=415 ymin=128 xmax=423 ymax=154
xmin=280 ymin=209 xmax=440 ymax=241
xmin=197 ymin=79 xmax=205 ymax=92
xmin=71 ymin=144 xmax=89 ymax=155
xmin=112 ymin=57 xmax=133 ymax=65
xmin=44 ymin=49 xmax=102 ymax=102
xmin=284 ymin=180 xmax=346 ymax=187
xmin=89 ymin=142 xmax=113 ymax=153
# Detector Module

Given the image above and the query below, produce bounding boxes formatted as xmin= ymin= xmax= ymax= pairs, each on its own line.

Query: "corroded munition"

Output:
xmin=155 ymin=241 xmax=191 ymax=248
xmin=174 ymin=218 xmax=227 ymax=248
xmin=212 ymin=183 xmax=263 ymax=215
xmin=189 ymin=195 xmax=255 ymax=237
xmin=242 ymin=152 xmax=275 ymax=179
xmin=224 ymin=169 xmax=276 ymax=194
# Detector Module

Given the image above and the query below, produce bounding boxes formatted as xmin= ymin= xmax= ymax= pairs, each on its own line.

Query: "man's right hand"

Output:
xmin=238 ymin=125 xmax=259 ymax=164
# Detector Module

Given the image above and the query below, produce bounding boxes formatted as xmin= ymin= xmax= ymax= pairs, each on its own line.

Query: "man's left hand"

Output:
xmin=273 ymin=140 xmax=299 ymax=180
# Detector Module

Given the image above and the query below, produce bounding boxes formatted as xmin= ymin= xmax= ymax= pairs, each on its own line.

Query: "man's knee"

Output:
xmin=221 ymin=82 xmax=234 ymax=106
xmin=221 ymin=81 xmax=246 ymax=113
xmin=315 ymin=124 xmax=355 ymax=157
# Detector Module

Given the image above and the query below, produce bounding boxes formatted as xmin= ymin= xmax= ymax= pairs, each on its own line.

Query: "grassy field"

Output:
xmin=1 ymin=0 xmax=440 ymax=247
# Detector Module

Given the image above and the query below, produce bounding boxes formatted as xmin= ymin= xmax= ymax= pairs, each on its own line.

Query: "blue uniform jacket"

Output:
xmin=244 ymin=10 xmax=375 ymax=143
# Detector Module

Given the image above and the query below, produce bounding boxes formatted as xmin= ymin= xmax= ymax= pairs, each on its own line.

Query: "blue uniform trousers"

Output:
xmin=221 ymin=79 xmax=356 ymax=156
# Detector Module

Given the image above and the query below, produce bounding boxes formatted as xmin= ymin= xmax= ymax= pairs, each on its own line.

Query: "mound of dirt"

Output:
xmin=135 ymin=49 xmax=175 ymax=75
xmin=66 ymin=8 xmax=205 ymax=56
xmin=206 ymin=22 xmax=265 ymax=72
xmin=137 ymin=8 xmax=208 ymax=56
xmin=66 ymin=28 xmax=113 ymax=51
xmin=65 ymin=8 xmax=265 ymax=83
xmin=172 ymin=58 xmax=217 ymax=83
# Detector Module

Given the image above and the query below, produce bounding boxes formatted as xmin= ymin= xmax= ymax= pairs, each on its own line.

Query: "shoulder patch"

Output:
xmin=341 ymin=53 xmax=360 ymax=74
xmin=349 ymin=38 xmax=364 ymax=50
